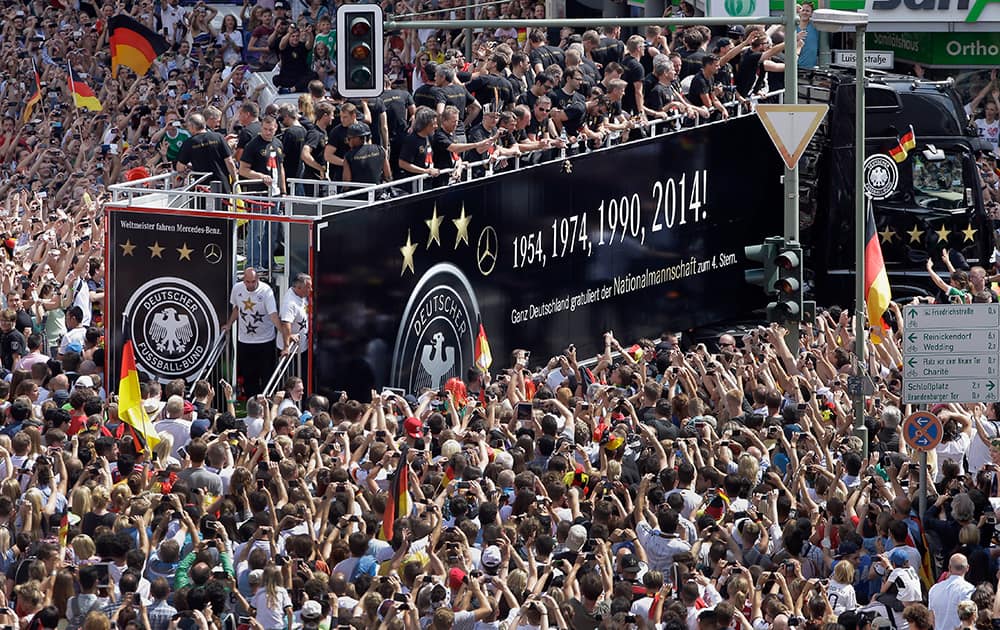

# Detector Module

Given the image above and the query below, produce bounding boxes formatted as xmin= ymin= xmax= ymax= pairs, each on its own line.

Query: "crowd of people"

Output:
xmin=3 ymin=1 xmax=1000 ymax=630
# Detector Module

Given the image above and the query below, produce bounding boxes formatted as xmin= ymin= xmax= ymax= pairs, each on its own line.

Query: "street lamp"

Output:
xmin=812 ymin=9 xmax=871 ymax=460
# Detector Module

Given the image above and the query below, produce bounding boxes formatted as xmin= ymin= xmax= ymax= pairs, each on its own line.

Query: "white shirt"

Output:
xmin=245 ymin=416 xmax=266 ymax=439
xmin=250 ymin=586 xmax=292 ymax=630
xmin=230 ymin=281 xmax=278 ymax=344
xmin=666 ymin=488 xmax=702 ymax=519
xmin=277 ymin=290 xmax=308 ymax=353
xmin=928 ymin=573 xmax=974 ymax=630
xmin=59 ymin=325 xmax=87 ymax=355
xmin=155 ymin=417 xmax=192 ymax=458
xmin=976 ymin=118 xmax=1000 ymax=154
xmin=636 ymin=521 xmax=691 ymax=572
xmin=935 ymin=432 xmax=971 ymax=481
xmin=160 ymin=3 xmax=189 ymax=44
xmin=72 ymin=278 xmax=91 ymax=326
xmin=969 ymin=418 xmax=1000 ymax=474
xmin=827 ymin=580 xmax=857 ymax=615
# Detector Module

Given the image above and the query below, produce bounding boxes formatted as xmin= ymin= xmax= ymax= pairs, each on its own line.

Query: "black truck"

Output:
xmin=797 ymin=68 xmax=996 ymax=305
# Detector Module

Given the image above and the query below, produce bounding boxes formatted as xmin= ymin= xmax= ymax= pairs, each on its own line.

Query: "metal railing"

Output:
xmin=108 ymin=88 xmax=784 ymax=218
xmin=264 ymin=339 xmax=301 ymax=399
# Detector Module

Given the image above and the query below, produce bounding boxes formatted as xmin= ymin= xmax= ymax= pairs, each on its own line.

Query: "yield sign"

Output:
xmin=757 ymin=104 xmax=829 ymax=170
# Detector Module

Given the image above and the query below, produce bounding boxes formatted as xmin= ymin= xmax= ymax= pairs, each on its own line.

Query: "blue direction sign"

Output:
xmin=902 ymin=411 xmax=943 ymax=452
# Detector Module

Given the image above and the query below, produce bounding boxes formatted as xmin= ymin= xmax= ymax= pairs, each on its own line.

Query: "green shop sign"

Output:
xmin=868 ymin=31 xmax=1000 ymax=66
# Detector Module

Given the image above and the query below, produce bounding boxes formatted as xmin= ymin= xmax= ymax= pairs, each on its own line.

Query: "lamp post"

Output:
xmin=812 ymin=9 xmax=870 ymax=459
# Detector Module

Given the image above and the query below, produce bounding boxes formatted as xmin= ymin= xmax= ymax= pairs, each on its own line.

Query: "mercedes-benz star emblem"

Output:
xmin=476 ymin=227 xmax=498 ymax=276
xmin=203 ymin=243 xmax=223 ymax=264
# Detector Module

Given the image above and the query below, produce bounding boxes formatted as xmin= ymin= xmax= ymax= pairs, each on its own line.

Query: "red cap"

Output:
xmin=403 ymin=416 xmax=422 ymax=439
xmin=448 ymin=567 xmax=466 ymax=590
xmin=182 ymin=401 xmax=195 ymax=415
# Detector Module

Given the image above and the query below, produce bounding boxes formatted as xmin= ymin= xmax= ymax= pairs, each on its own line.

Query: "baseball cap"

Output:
xmin=565 ymin=524 xmax=587 ymax=552
xmin=300 ymin=600 xmax=322 ymax=621
xmin=346 ymin=122 xmax=371 ymax=138
xmin=448 ymin=567 xmax=466 ymax=590
xmin=248 ymin=569 xmax=263 ymax=585
xmin=75 ymin=375 xmax=95 ymax=388
xmin=275 ymin=0 xmax=291 ymax=8
xmin=403 ymin=416 xmax=422 ymax=438
xmin=481 ymin=545 xmax=502 ymax=572
xmin=65 ymin=341 xmax=84 ymax=354
xmin=52 ymin=390 xmax=70 ymax=406
xmin=835 ymin=541 xmax=860 ymax=558
xmin=889 ymin=549 xmax=909 ymax=566
xmin=183 ymin=401 xmax=195 ymax=415
xmin=621 ymin=553 xmax=640 ymax=574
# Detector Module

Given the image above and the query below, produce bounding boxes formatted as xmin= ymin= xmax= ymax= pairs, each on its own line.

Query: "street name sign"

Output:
xmin=902 ymin=303 xmax=1000 ymax=404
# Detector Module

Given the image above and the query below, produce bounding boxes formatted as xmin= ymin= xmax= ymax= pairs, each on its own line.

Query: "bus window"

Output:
xmin=911 ymin=153 xmax=965 ymax=210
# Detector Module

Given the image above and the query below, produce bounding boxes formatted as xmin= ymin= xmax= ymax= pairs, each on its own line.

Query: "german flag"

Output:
xmin=67 ymin=63 xmax=102 ymax=111
xmin=901 ymin=125 xmax=916 ymax=152
xmin=864 ymin=202 xmax=892 ymax=342
xmin=379 ymin=444 xmax=410 ymax=541
xmin=887 ymin=137 xmax=908 ymax=163
xmin=22 ymin=60 xmax=41 ymax=124
xmin=118 ymin=339 xmax=160 ymax=450
xmin=474 ymin=319 xmax=492 ymax=371
xmin=109 ymin=14 xmax=169 ymax=78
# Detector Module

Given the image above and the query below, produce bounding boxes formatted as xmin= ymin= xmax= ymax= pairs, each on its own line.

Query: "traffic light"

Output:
xmin=336 ymin=5 xmax=384 ymax=99
xmin=744 ymin=236 xmax=783 ymax=297
xmin=770 ymin=240 xmax=805 ymax=322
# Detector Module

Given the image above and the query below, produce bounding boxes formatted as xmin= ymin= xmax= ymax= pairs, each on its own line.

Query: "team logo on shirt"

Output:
xmin=124 ymin=277 xmax=219 ymax=383
xmin=391 ymin=263 xmax=480 ymax=392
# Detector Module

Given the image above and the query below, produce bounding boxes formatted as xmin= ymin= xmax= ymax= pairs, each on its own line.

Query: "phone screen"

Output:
xmin=516 ymin=402 xmax=532 ymax=422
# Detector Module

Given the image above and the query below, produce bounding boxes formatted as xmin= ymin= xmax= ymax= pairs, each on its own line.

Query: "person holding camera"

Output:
xmin=273 ymin=21 xmax=315 ymax=94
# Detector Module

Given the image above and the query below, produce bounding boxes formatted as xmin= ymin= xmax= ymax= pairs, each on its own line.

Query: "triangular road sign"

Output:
xmin=757 ymin=104 xmax=829 ymax=170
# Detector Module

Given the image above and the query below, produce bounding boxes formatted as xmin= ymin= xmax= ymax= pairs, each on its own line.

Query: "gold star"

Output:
xmin=906 ymin=225 xmax=925 ymax=244
xmin=177 ymin=242 xmax=193 ymax=260
xmin=878 ymin=227 xmax=896 ymax=244
xmin=935 ymin=224 xmax=951 ymax=243
xmin=962 ymin=223 xmax=978 ymax=243
xmin=425 ymin=204 xmax=444 ymax=249
xmin=120 ymin=240 xmax=136 ymax=256
xmin=148 ymin=241 xmax=164 ymax=258
xmin=242 ymin=297 xmax=257 ymax=312
xmin=453 ymin=203 xmax=472 ymax=249
xmin=400 ymin=230 xmax=417 ymax=276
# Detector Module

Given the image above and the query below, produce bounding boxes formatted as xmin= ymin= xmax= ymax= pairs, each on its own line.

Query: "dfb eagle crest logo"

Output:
xmin=123 ymin=278 xmax=220 ymax=384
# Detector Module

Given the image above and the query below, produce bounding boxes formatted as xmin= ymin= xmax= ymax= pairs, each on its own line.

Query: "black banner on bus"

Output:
xmin=312 ymin=116 xmax=783 ymax=398
xmin=107 ymin=209 xmax=234 ymax=386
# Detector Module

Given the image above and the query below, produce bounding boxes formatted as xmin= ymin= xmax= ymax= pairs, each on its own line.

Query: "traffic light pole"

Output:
xmin=782 ymin=0 xmax=800 ymax=355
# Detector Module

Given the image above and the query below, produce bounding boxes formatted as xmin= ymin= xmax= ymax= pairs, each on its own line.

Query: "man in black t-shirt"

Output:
xmin=0 ymin=309 xmax=25 ymax=371
xmin=350 ymin=97 xmax=388 ymax=150
xmin=277 ymin=104 xmax=307 ymax=186
xmin=550 ymin=71 xmax=586 ymax=110
xmin=429 ymin=106 xmax=495 ymax=188
xmin=528 ymin=30 xmax=565 ymax=74
xmin=238 ymin=115 xmax=286 ymax=195
xmin=300 ymin=102 xmax=333 ymax=196
xmin=435 ymin=66 xmax=478 ymax=143
xmin=176 ymin=112 xmax=236 ymax=194
xmin=274 ymin=25 xmax=315 ymax=92
xmin=466 ymin=54 xmax=514 ymax=113
xmin=234 ymin=102 xmax=261 ymax=163
xmin=381 ymin=78 xmax=416 ymax=180
xmin=687 ymin=54 xmax=728 ymax=120
xmin=413 ymin=64 xmax=445 ymax=111
xmin=342 ymin=123 xmax=391 ymax=185
xmin=621 ymin=35 xmax=647 ymax=118
xmin=324 ymin=103 xmax=358 ymax=182
xmin=238 ymin=115 xmax=285 ymax=271
xmin=398 ymin=106 xmax=440 ymax=180
xmin=515 ymin=72 xmax=555 ymax=111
